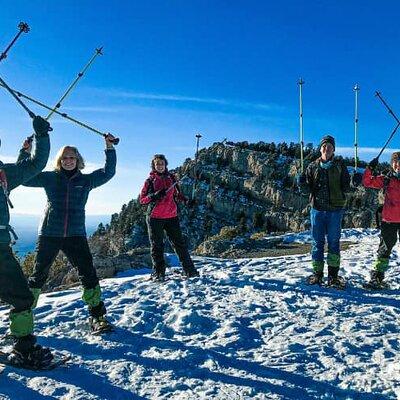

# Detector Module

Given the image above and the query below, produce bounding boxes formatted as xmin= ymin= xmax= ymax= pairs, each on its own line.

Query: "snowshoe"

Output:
xmin=363 ymin=281 xmax=390 ymax=290
xmin=0 ymin=345 xmax=69 ymax=371
xmin=327 ymin=275 xmax=346 ymax=290
xmin=363 ymin=270 xmax=389 ymax=290
xmin=306 ymin=271 xmax=323 ymax=285
xmin=363 ymin=271 xmax=388 ymax=290
xmin=90 ymin=315 xmax=114 ymax=335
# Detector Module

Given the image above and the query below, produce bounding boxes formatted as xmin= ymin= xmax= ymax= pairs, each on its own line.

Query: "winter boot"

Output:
xmin=89 ymin=315 xmax=114 ymax=334
xmin=365 ymin=270 xmax=386 ymax=290
xmin=183 ymin=267 xmax=200 ymax=278
xmin=327 ymin=266 xmax=346 ymax=289
xmin=10 ymin=335 xmax=53 ymax=368
xmin=150 ymin=270 xmax=166 ymax=282
xmin=306 ymin=270 xmax=323 ymax=285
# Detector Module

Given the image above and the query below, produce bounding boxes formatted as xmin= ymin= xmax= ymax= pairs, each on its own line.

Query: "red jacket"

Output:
xmin=362 ymin=168 xmax=400 ymax=223
xmin=140 ymin=170 xmax=187 ymax=219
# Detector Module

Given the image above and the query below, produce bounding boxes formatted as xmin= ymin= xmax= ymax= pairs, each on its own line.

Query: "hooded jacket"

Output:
xmin=362 ymin=168 xmax=400 ymax=223
xmin=140 ymin=170 xmax=186 ymax=219
xmin=19 ymin=149 xmax=116 ymax=237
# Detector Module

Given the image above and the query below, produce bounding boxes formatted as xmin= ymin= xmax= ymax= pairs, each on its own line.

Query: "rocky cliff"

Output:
xmin=89 ymin=141 xmax=380 ymax=258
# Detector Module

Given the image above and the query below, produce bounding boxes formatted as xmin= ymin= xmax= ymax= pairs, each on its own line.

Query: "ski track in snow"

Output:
xmin=0 ymin=229 xmax=399 ymax=399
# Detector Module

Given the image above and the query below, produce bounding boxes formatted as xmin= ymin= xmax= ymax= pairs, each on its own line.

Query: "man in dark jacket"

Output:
xmin=299 ymin=135 xmax=350 ymax=287
xmin=0 ymin=116 xmax=53 ymax=367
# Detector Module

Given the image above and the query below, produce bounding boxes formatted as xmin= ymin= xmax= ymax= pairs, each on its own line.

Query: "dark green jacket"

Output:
xmin=303 ymin=157 xmax=351 ymax=211
xmin=20 ymin=149 xmax=116 ymax=237
xmin=0 ymin=134 xmax=50 ymax=243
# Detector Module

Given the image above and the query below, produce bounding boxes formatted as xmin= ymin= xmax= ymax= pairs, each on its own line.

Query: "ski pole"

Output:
xmin=375 ymin=91 xmax=400 ymax=124
xmin=46 ymin=47 xmax=103 ymax=120
xmin=298 ymin=78 xmax=305 ymax=173
xmin=0 ymin=22 xmax=30 ymax=63
xmin=0 ymin=75 xmax=35 ymax=118
xmin=26 ymin=47 xmax=106 ymax=142
xmin=375 ymin=91 xmax=400 ymax=158
xmin=353 ymin=84 xmax=360 ymax=170
xmin=0 ymin=82 xmax=119 ymax=144
xmin=376 ymin=122 xmax=400 ymax=160
xmin=191 ymin=133 xmax=202 ymax=199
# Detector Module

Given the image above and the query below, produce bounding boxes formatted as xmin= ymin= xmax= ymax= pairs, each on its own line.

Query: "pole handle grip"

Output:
xmin=103 ymin=134 xmax=119 ymax=145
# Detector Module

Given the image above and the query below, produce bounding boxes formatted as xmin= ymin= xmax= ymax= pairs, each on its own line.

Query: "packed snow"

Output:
xmin=0 ymin=229 xmax=399 ymax=399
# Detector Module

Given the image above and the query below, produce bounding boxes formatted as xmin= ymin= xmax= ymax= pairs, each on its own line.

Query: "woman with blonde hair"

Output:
xmin=18 ymin=134 xmax=116 ymax=334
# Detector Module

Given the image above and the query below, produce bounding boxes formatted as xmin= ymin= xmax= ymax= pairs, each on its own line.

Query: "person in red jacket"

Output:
xmin=140 ymin=154 xmax=199 ymax=281
xmin=362 ymin=151 xmax=400 ymax=288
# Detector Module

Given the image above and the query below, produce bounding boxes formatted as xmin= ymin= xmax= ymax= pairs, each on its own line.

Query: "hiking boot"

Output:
xmin=150 ymin=271 xmax=166 ymax=282
xmin=90 ymin=315 xmax=113 ymax=334
xmin=365 ymin=270 xmax=386 ymax=289
xmin=327 ymin=275 xmax=346 ymax=289
xmin=184 ymin=268 xmax=200 ymax=278
xmin=9 ymin=343 xmax=53 ymax=369
xmin=306 ymin=271 xmax=323 ymax=285
xmin=327 ymin=266 xmax=346 ymax=289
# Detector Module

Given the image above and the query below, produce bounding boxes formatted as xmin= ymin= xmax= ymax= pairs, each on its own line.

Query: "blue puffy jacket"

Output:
xmin=20 ymin=149 xmax=116 ymax=237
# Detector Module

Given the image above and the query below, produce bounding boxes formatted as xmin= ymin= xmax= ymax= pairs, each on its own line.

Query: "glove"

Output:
xmin=351 ymin=172 xmax=363 ymax=187
xmin=296 ymin=173 xmax=306 ymax=186
xmin=33 ymin=116 xmax=51 ymax=137
xmin=368 ymin=157 xmax=379 ymax=171
xmin=150 ymin=188 xmax=166 ymax=201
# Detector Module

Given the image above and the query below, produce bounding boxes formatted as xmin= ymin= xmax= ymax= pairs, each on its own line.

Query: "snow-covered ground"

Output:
xmin=0 ymin=229 xmax=399 ymax=399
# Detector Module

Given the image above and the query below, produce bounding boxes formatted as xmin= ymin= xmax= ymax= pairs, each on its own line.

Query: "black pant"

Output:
xmin=28 ymin=236 xmax=99 ymax=290
xmin=377 ymin=222 xmax=400 ymax=259
xmin=147 ymin=216 xmax=194 ymax=274
xmin=0 ymin=244 xmax=33 ymax=312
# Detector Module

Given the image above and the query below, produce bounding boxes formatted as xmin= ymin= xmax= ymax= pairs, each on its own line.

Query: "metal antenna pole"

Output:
xmin=353 ymin=84 xmax=360 ymax=170
xmin=192 ymin=133 xmax=202 ymax=199
xmin=298 ymin=78 xmax=305 ymax=173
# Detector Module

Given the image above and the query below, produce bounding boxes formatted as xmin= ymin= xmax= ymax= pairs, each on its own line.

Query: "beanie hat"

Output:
xmin=320 ymin=135 xmax=335 ymax=150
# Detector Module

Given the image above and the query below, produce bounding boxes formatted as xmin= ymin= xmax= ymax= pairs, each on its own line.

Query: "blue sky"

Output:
xmin=1 ymin=0 xmax=400 ymax=216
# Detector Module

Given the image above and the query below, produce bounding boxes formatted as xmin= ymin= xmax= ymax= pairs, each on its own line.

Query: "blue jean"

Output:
xmin=310 ymin=208 xmax=344 ymax=266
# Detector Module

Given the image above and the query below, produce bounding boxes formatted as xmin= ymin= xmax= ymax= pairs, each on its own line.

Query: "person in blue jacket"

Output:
xmin=20 ymin=134 xmax=116 ymax=333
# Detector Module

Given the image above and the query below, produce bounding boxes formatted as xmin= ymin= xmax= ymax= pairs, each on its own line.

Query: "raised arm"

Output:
xmin=6 ymin=116 xmax=50 ymax=191
xmin=88 ymin=134 xmax=117 ymax=190
xmin=362 ymin=167 xmax=385 ymax=190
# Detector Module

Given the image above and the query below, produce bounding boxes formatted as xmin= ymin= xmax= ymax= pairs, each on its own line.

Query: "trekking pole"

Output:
xmin=298 ymin=78 xmax=305 ymax=173
xmin=26 ymin=47 xmax=109 ymax=142
xmin=191 ymin=133 xmax=202 ymax=199
xmin=0 ymin=75 xmax=36 ymax=118
xmin=0 ymin=82 xmax=119 ymax=144
xmin=46 ymin=47 xmax=103 ymax=120
xmin=353 ymin=84 xmax=360 ymax=171
xmin=0 ymin=22 xmax=30 ymax=63
xmin=375 ymin=91 xmax=400 ymax=158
